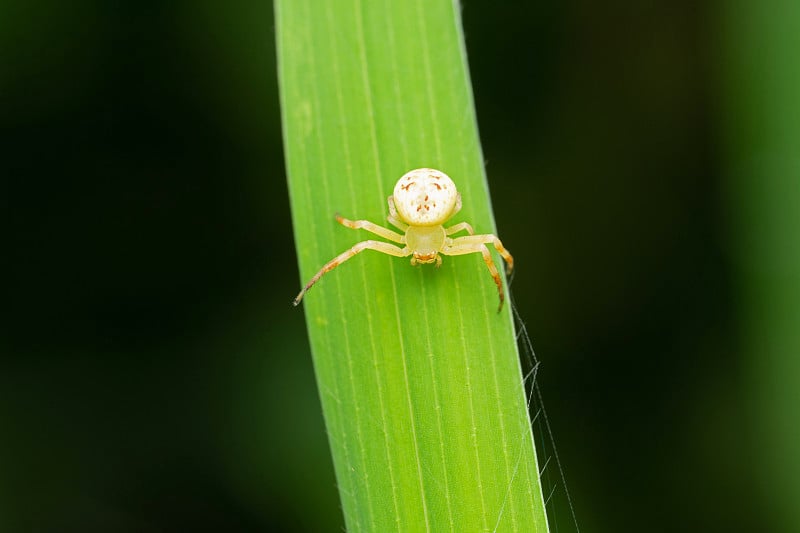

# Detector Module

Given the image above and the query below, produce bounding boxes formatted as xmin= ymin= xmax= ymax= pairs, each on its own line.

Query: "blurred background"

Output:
xmin=3 ymin=0 xmax=798 ymax=531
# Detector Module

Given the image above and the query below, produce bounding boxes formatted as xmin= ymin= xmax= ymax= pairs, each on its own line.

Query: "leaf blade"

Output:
xmin=277 ymin=0 xmax=550 ymax=530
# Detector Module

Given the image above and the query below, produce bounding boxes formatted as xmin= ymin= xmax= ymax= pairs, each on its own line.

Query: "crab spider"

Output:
xmin=293 ymin=168 xmax=514 ymax=311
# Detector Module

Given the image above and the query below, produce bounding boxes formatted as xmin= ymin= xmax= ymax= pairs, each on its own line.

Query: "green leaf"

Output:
xmin=723 ymin=2 xmax=800 ymax=531
xmin=276 ymin=0 xmax=549 ymax=530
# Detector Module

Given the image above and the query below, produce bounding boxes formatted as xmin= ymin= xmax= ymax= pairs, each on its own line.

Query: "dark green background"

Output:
xmin=3 ymin=1 xmax=796 ymax=531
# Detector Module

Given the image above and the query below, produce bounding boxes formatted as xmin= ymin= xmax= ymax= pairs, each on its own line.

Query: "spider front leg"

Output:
xmin=448 ymin=233 xmax=514 ymax=274
xmin=293 ymin=240 xmax=410 ymax=306
xmin=442 ymin=242 xmax=506 ymax=311
xmin=442 ymin=233 xmax=514 ymax=311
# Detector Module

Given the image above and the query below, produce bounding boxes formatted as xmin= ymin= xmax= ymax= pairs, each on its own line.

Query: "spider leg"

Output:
xmin=294 ymin=240 xmax=410 ymax=305
xmin=386 ymin=196 xmax=409 ymax=232
xmin=448 ymin=233 xmax=514 ymax=274
xmin=445 ymin=221 xmax=474 ymax=236
xmin=441 ymin=241 xmax=506 ymax=312
xmin=336 ymin=214 xmax=405 ymax=243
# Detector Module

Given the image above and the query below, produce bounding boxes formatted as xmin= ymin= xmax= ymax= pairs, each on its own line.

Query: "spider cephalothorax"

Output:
xmin=294 ymin=168 xmax=514 ymax=310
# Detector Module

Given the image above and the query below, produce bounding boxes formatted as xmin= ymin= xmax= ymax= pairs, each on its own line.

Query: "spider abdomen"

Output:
xmin=393 ymin=168 xmax=459 ymax=226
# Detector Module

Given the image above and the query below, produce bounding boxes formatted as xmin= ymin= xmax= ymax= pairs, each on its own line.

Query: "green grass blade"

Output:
xmin=276 ymin=0 xmax=549 ymax=530
xmin=722 ymin=2 xmax=800 ymax=531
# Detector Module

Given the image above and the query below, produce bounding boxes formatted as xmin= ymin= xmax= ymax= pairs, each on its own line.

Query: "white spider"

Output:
xmin=294 ymin=168 xmax=514 ymax=310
